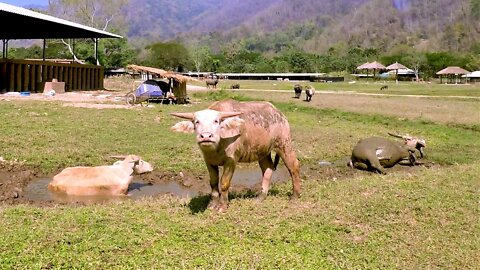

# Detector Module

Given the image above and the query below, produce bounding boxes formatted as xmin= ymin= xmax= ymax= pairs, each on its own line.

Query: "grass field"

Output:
xmin=0 ymin=78 xmax=479 ymax=269
xmin=190 ymin=78 xmax=480 ymax=97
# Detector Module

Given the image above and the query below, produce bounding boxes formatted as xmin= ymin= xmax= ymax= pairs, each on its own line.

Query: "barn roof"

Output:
xmin=0 ymin=2 xmax=122 ymax=39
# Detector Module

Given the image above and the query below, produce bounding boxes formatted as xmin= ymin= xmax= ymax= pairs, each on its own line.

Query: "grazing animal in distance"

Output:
xmin=349 ymin=137 xmax=417 ymax=174
xmin=48 ymin=155 xmax=153 ymax=196
xmin=293 ymin=84 xmax=303 ymax=98
xmin=206 ymin=78 xmax=219 ymax=89
xmin=230 ymin=83 xmax=240 ymax=89
xmin=170 ymin=99 xmax=301 ymax=212
xmin=305 ymin=85 xmax=315 ymax=102
xmin=380 ymin=85 xmax=388 ymax=91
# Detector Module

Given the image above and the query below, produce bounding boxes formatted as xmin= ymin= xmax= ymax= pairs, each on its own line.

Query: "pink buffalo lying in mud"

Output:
xmin=48 ymin=155 xmax=153 ymax=196
xmin=171 ymin=99 xmax=301 ymax=212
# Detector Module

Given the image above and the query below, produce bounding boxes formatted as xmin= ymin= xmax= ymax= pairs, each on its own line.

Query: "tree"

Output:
xmin=139 ymin=42 xmax=191 ymax=71
xmin=190 ymin=45 xmax=212 ymax=75
xmin=48 ymin=0 xmax=129 ymax=64
xmin=101 ymin=38 xmax=135 ymax=68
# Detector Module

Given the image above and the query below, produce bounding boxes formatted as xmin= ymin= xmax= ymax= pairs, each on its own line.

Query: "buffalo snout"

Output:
xmin=198 ymin=132 xmax=215 ymax=142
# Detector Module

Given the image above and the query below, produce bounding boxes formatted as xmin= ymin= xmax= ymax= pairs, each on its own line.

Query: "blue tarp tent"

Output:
xmin=134 ymin=80 xmax=164 ymax=98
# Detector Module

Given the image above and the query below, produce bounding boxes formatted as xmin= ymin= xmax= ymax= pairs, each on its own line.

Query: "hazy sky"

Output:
xmin=2 ymin=0 xmax=48 ymax=7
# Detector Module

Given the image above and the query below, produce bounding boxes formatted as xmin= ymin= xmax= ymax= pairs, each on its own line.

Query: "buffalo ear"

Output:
xmin=220 ymin=117 xmax=245 ymax=138
xmin=171 ymin=121 xmax=195 ymax=133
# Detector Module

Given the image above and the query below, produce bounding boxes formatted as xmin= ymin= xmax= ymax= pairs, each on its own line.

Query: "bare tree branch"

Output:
xmin=61 ymin=39 xmax=83 ymax=64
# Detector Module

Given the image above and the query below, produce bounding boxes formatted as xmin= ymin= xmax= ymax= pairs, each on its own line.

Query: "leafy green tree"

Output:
xmin=100 ymin=38 xmax=135 ymax=68
xmin=424 ymin=52 xmax=469 ymax=78
xmin=190 ymin=45 xmax=212 ymax=74
xmin=139 ymin=42 xmax=191 ymax=71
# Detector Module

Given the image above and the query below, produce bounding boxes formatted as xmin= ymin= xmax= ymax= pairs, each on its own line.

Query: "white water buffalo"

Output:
xmin=171 ymin=99 xmax=301 ymax=212
xmin=305 ymin=85 xmax=315 ymax=102
xmin=48 ymin=155 xmax=153 ymax=196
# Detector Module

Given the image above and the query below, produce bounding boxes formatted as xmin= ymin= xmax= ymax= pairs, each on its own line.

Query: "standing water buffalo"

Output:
xmin=206 ymin=78 xmax=219 ymax=89
xmin=305 ymin=85 xmax=315 ymax=102
xmin=171 ymin=99 xmax=301 ymax=212
xmin=349 ymin=137 xmax=419 ymax=174
xmin=293 ymin=84 xmax=303 ymax=98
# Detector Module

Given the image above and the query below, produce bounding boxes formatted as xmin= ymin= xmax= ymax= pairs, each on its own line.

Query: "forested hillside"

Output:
xmin=13 ymin=0 xmax=480 ymax=74
xmin=125 ymin=0 xmax=480 ymax=54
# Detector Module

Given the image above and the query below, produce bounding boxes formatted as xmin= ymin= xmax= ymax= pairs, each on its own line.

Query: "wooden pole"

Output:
xmin=29 ymin=64 xmax=35 ymax=92
xmin=42 ymin=39 xmax=46 ymax=61
xmin=22 ymin=64 xmax=29 ymax=91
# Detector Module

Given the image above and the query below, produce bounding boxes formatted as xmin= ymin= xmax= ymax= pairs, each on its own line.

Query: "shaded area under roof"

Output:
xmin=0 ymin=2 xmax=122 ymax=39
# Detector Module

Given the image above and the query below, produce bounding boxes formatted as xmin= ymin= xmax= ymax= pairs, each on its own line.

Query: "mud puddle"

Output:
xmin=24 ymin=166 xmax=292 ymax=204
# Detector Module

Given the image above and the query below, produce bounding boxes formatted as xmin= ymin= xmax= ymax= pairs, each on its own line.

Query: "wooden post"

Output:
xmin=47 ymin=65 xmax=53 ymax=81
xmin=22 ymin=64 xmax=29 ymax=91
xmin=68 ymin=66 xmax=73 ymax=91
xmin=90 ymin=68 xmax=95 ymax=89
xmin=0 ymin=61 xmax=6 ymax=92
xmin=72 ymin=67 xmax=78 ymax=90
xmin=15 ymin=63 xmax=22 ymax=91
xmin=53 ymin=65 xmax=59 ymax=81
xmin=99 ymin=67 xmax=104 ymax=89
xmin=95 ymin=68 xmax=100 ymax=89
xmin=85 ymin=67 xmax=91 ymax=89
xmin=41 ymin=64 xmax=47 ymax=83
xmin=64 ymin=66 xmax=69 ymax=91
xmin=35 ymin=63 xmax=42 ymax=91
xmin=81 ymin=68 xmax=86 ymax=90
xmin=8 ymin=62 xmax=15 ymax=90
xmin=29 ymin=64 xmax=36 ymax=92
xmin=58 ymin=66 xmax=64 ymax=82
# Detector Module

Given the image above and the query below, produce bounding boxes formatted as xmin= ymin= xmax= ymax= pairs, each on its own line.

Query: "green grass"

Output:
xmin=0 ymin=89 xmax=479 ymax=269
xmin=190 ymin=79 xmax=480 ymax=97
xmin=0 ymin=163 xmax=478 ymax=269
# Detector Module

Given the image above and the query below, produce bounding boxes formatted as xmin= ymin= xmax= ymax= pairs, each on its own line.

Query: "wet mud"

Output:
xmin=0 ymin=158 xmax=435 ymax=206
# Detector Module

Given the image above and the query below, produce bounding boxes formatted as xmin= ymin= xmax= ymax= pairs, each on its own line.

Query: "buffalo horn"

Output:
xmin=109 ymin=155 xmax=127 ymax=159
xmin=171 ymin=112 xmax=195 ymax=120
xmin=387 ymin=132 xmax=404 ymax=138
xmin=220 ymin=112 xmax=242 ymax=119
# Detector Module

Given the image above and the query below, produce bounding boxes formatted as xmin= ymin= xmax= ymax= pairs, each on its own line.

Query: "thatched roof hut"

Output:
xmin=386 ymin=62 xmax=407 ymax=70
xmin=126 ymin=64 xmax=194 ymax=104
xmin=436 ymin=66 xmax=470 ymax=84
xmin=356 ymin=62 xmax=371 ymax=70
xmin=127 ymin=64 xmax=192 ymax=83
xmin=366 ymin=61 xmax=386 ymax=70
xmin=436 ymin=66 xmax=470 ymax=75
xmin=386 ymin=62 xmax=409 ymax=83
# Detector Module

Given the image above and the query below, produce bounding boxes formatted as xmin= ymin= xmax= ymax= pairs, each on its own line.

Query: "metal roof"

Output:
xmin=0 ymin=2 xmax=122 ymax=39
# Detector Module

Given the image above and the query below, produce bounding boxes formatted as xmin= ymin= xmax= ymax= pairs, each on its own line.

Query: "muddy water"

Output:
xmin=24 ymin=166 xmax=292 ymax=204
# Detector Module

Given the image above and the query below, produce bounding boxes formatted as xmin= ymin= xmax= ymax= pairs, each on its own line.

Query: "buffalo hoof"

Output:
xmin=207 ymin=197 xmax=220 ymax=210
xmin=215 ymin=203 xmax=228 ymax=213
xmin=207 ymin=199 xmax=228 ymax=212
xmin=256 ymin=193 xmax=267 ymax=202
xmin=290 ymin=192 xmax=301 ymax=200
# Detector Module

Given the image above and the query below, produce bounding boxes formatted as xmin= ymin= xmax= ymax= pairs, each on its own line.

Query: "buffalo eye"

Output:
xmin=214 ymin=119 xmax=219 ymax=124
xmin=194 ymin=120 xmax=200 ymax=125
